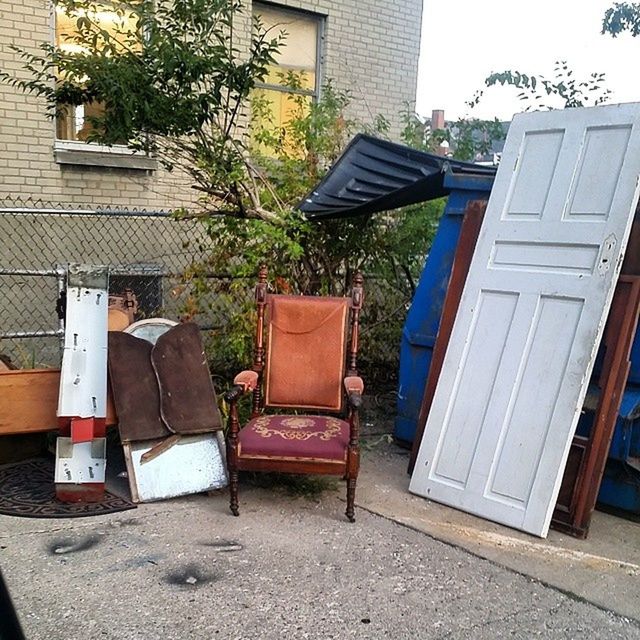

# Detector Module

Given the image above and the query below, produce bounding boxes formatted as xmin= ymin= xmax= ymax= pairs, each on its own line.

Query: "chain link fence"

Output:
xmin=0 ymin=198 xmax=217 ymax=367
xmin=0 ymin=198 xmax=405 ymax=388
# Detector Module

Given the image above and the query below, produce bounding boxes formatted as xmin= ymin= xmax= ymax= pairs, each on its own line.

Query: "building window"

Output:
xmin=54 ymin=3 xmax=138 ymax=142
xmin=252 ymin=3 xmax=322 ymax=135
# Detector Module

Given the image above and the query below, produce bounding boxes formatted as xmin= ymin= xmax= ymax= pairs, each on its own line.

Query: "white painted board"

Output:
xmin=124 ymin=432 xmax=228 ymax=503
xmin=410 ymin=102 xmax=640 ymax=537
xmin=55 ymin=437 xmax=106 ymax=484
xmin=58 ymin=265 xmax=109 ymax=418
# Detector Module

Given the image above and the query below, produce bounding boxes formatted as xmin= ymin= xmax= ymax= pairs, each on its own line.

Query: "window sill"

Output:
xmin=54 ymin=141 xmax=157 ymax=171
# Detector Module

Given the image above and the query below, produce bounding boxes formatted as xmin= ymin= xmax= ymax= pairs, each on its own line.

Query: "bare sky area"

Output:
xmin=416 ymin=0 xmax=639 ymax=122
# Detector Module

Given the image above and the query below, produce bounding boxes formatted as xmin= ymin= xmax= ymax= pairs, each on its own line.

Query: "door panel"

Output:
xmin=566 ymin=125 xmax=631 ymax=219
xmin=410 ymin=104 xmax=640 ymax=537
xmin=505 ymin=130 xmax=564 ymax=218
xmin=487 ymin=295 xmax=583 ymax=504
xmin=432 ymin=290 xmax=518 ymax=488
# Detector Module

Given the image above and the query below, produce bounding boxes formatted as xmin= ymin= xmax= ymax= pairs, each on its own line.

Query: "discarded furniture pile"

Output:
xmin=0 ymin=263 xmax=227 ymax=506
xmin=2 ymin=103 xmax=640 ymax=537
xmin=0 ymin=261 xmax=366 ymax=519
xmin=301 ymin=103 xmax=640 ymax=539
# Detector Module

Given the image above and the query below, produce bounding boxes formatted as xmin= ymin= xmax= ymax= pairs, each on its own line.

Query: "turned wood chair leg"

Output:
xmin=345 ymin=477 xmax=357 ymax=523
xmin=229 ymin=470 xmax=239 ymax=516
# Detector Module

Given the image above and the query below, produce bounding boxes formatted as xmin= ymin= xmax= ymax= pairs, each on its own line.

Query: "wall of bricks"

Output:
xmin=284 ymin=0 xmax=423 ymax=134
xmin=0 ymin=0 xmax=422 ymax=210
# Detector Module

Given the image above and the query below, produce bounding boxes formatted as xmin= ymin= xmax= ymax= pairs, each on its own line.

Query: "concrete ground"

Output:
xmin=1 ymin=434 xmax=640 ymax=639
xmin=357 ymin=440 xmax=640 ymax=622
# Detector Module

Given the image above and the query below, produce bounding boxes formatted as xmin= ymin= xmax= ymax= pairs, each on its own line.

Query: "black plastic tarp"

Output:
xmin=298 ymin=134 xmax=496 ymax=219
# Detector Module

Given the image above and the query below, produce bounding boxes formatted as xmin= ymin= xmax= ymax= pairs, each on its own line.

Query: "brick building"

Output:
xmin=0 ymin=0 xmax=423 ymax=210
xmin=0 ymin=0 xmax=422 ymax=366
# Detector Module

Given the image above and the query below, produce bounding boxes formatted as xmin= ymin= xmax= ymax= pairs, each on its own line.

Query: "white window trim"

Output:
xmin=51 ymin=4 xmax=155 ymax=171
xmin=54 ymin=140 xmax=157 ymax=170
xmin=55 ymin=140 xmax=137 ymax=155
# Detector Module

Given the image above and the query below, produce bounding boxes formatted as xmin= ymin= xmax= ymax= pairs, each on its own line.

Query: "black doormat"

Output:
xmin=0 ymin=458 xmax=136 ymax=518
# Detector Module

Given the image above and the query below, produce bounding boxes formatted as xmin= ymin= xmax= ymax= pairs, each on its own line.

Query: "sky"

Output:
xmin=416 ymin=0 xmax=639 ymax=122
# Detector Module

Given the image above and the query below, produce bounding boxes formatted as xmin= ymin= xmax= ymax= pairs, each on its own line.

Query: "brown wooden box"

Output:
xmin=0 ymin=369 xmax=116 ymax=436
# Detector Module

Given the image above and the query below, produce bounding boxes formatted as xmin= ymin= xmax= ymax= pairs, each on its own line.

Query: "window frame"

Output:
xmin=252 ymin=1 xmax=325 ymax=103
xmin=51 ymin=1 xmax=156 ymax=170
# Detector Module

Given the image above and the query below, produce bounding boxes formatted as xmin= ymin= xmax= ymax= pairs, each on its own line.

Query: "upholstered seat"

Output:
xmin=238 ymin=415 xmax=350 ymax=463
xmin=224 ymin=266 xmax=365 ymax=521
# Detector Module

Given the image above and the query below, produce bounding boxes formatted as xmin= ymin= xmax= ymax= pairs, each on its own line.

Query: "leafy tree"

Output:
xmin=2 ymin=0 xmax=494 ymax=380
xmin=2 ymin=0 xmax=439 ymax=295
xmin=602 ymin=2 xmax=640 ymax=37
xmin=189 ymin=82 xmax=444 ymax=375
xmin=471 ymin=61 xmax=611 ymax=112
xmin=2 ymin=0 xmax=285 ymax=222
xmin=398 ymin=104 xmax=504 ymax=162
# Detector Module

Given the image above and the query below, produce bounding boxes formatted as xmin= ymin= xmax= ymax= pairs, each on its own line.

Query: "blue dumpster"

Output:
xmin=570 ymin=267 xmax=640 ymax=515
xmin=596 ymin=318 xmax=640 ymax=513
xmin=393 ymin=172 xmax=494 ymax=445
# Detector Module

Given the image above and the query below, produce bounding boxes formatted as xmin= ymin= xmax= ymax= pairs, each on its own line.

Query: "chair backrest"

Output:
xmin=264 ymin=294 xmax=349 ymax=411
xmin=251 ymin=267 xmax=363 ymax=415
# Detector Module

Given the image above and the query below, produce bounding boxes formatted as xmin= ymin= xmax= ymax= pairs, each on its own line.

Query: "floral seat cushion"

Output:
xmin=238 ymin=415 xmax=349 ymax=463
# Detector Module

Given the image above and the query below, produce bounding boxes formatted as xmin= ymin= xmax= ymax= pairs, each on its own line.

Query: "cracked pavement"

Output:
xmin=1 ymin=477 xmax=639 ymax=640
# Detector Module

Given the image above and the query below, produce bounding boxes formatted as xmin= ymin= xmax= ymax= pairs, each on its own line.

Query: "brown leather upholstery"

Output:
xmin=109 ymin=323 xmax=222 ymax=442
xmin=264 ymin=295 xmax=348 ymax=411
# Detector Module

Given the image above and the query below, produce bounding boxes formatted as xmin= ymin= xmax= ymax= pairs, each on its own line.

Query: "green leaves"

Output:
xmin=3 ymin=0 xmax=451 ymax=381
xmin=3 ymin=0 xmax=285 ymax=219
xmin=398 ymin=103 xmax=504 ymax=163
xmin=483 ymin=61 xmax=612 ymax=111
xmin=602 ymin=2 xmax=640 ymax=37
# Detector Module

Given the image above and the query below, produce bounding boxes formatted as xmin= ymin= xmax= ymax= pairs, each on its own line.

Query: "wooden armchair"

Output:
xmin=224 ymin=266 xmax=364 ymax=522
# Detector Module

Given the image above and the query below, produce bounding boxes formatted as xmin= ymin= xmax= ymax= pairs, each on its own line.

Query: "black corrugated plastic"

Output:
xmin=298 ymin=134 xmax=496 ymax=219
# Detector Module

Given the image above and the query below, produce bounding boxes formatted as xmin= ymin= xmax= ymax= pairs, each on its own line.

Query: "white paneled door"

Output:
xmin=410 ymin=103 xmax=640 ymax=537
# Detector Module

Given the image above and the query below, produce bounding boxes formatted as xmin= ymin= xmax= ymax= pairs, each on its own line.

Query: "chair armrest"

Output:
xmin=223 ymin=370 xmax=259 ymax=403
xmin=234 ymin=370 xmax=259 ymax=391
xmin=344 ymin=376 xmax=364 ymax=409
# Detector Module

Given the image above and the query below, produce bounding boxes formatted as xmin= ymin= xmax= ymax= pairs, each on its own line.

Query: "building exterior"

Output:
xmin=0 ymin=0 xmax=422 ymax=367
xmin=0 ymin=0 xmax=423 ymax=210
